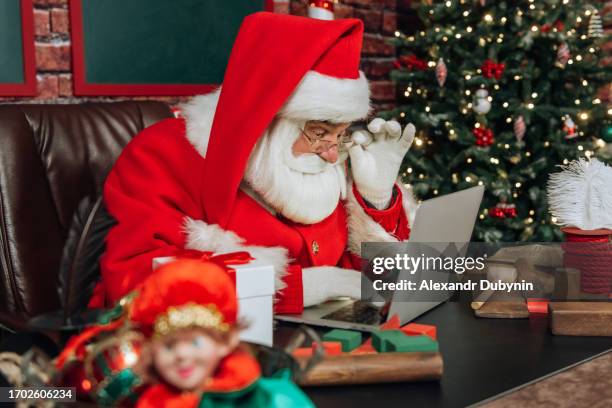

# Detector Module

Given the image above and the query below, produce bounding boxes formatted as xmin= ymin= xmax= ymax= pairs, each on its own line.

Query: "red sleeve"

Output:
xmin=273 ymin=264 xmax=304 ymax=314
xmin=99 ymin=118 xmax=207 ymax=305
xmin=352 ymin=183 xmax=411 ymax=240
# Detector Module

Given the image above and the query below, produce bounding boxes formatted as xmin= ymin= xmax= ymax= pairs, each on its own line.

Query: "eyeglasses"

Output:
xmin=299 ymin=127 xmax=353 ymax=153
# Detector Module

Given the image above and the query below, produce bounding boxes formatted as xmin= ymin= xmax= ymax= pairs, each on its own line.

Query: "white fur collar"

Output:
xmin=181 ymin=87 xmax=221 ymax=157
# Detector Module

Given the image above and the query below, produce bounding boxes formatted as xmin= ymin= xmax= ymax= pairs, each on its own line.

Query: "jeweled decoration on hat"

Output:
xmin=154 ymin=302 xmax=230 ymax=337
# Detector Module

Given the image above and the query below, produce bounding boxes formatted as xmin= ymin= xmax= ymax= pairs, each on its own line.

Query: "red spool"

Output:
xmin=561 ymin=227 xmax=612 ymax=295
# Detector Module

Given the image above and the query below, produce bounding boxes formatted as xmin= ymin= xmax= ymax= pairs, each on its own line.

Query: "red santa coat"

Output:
xmin=96 ymin=14 xmax=418 ymax=313
xmin=98 ymin=109 xmax=415 ymax=313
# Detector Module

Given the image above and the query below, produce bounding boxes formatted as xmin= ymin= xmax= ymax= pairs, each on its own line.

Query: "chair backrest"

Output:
xmin=0 ymin=101 xmax=173 ymax=317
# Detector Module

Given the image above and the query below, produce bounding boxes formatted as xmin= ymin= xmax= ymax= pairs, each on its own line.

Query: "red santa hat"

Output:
xmin=129 ymin=259 xmax=238 ymax=338
xmin=192 ymin=12 xmax=369 ymax=228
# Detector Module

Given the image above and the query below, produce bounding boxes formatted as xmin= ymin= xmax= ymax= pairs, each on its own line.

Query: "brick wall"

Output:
xmin=1 ymin=0 xmax=188 ymax=104
xmin=0 ymin=1 xmax=607 ymax=107
xmin=288 ymin=0 xmax=405 ymax=112
xmin=0 ymin=0 xmax=410 ymax=111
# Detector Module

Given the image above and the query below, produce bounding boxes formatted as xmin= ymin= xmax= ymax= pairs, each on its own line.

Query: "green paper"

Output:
xmin=386 ymin=335 xmax=439 ymax=353
xmin=322 ymin=329 xmax=362 ymax=352
xmin=371 ymin=330 xmax=405 ymax=352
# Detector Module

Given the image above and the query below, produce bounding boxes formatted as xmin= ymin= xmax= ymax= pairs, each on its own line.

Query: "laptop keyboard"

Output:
xmin=321 ymin=301 xmax=382 ymax=325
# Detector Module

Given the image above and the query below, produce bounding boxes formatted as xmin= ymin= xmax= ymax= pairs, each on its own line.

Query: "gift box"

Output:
xmin=153 ymin=257 xmax=275 ymax=346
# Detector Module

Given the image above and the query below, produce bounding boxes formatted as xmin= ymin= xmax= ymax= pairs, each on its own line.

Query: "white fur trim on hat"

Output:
xmin=279 ymin=70 xmax=371 ymax=123
xmin=182 ymin=217 xmax=289 ymax=291
xmin=182 ymin=70 xmax=370 ymax=158
xmin=344 ymin=180 xmax=418 ymax=255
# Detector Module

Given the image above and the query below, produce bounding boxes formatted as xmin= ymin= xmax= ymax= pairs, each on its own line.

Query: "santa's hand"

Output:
xmin=302 ymin=266 xmax=363 ymax=307
xmin=349 ymin=118 xmax=416 ymax=209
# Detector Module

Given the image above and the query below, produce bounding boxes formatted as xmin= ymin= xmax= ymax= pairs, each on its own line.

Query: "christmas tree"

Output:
xmin=384 ymin=0 xmax=612 ymax=242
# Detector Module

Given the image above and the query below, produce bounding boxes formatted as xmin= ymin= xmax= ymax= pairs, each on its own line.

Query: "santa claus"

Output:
xmin=96 ymin=12 xmax=417 ymax=314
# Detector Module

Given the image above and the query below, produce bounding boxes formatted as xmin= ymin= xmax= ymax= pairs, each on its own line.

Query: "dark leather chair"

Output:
xmin=0 ymin=102 xmax=173 ymax=330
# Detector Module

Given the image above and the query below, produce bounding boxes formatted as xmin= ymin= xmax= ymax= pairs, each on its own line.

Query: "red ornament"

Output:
xmin=473 ymin=126 xmax=494 ymax=147
xmin=396 ymin=54 xmax=428 ymax=71
xmin=543 ymin=20 xmax=565 ymax=32
xmin=489 ymin=203 xmax=516 ymax=219
xmin=489 ymin=207 xmax=506 ymax=218
xmin=504 ymin=203 xmax=517 ymax=218
xmin=555 ymin=21 xmax=565 ymax=32
xmin=481 ymin=60 xmax=505 ymax=80
xmin=563 ymin=117 xmax=577 ymax=139
xmin=83 ymin=330 xmax=147 ymax=406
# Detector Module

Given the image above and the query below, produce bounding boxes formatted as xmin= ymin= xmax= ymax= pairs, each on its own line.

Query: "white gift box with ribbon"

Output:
xmin=153 ymin=257 xmax=275 ymax=346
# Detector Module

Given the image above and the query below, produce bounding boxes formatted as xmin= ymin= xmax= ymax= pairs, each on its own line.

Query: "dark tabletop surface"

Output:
xmin=274 ymin=298 xmax=612 ymax=408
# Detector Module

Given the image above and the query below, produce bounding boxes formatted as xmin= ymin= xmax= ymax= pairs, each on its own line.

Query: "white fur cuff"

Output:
xmin=183 ymin=217 xmax=289 ymax=291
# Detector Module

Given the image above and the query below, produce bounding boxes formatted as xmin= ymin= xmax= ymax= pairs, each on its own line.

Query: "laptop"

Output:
xmin=274 ymin=185 xmax=485 ymax=332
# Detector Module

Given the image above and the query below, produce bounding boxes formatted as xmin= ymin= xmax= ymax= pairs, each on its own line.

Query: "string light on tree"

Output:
xmin=389 ymin=0 xmax=609 ymax=242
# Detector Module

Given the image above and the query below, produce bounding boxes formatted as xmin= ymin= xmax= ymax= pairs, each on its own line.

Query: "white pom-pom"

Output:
xmin=547 ymin=158 xmax=612 ymax=230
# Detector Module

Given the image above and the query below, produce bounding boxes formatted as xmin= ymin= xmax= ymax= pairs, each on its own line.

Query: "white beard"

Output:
xmin=243 ymin=118 xmax=347 ymax=224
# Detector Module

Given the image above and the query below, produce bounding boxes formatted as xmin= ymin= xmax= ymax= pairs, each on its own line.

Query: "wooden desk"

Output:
xmin=274 ymin=297 xmax=612 ymax=408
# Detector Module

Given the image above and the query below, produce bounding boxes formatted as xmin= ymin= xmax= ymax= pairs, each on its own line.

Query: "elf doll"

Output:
xmin=130 ymin=258 xmax=313 ymax=408
xmin=55 ymin=258 xmax=313 ymax=407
